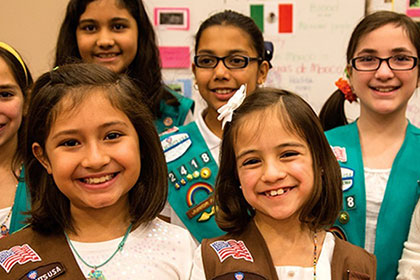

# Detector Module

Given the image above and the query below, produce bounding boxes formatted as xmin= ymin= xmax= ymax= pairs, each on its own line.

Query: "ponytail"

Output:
xmin=319 ymin=89 xmax=348 ymax=131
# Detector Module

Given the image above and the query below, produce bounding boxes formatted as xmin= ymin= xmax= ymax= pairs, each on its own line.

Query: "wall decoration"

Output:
xmin=154 ymin=7 xmax=190 ymax=30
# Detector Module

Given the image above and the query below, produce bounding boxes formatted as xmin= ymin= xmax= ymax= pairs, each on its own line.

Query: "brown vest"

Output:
xmin=202 ymin=221 xmax=376 ymax=280
xmin=0 ymin=227 xmax=85 ymax=279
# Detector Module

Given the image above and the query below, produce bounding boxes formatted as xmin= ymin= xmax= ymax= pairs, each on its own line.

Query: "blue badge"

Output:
xmin=340 ymin=167 xmax=354 ymax=191
xmin=235 ymin=272 xmax=245 ymax=280
xmin=161 ymin=133 xmax=192 ymax=163
xmin=27 ymin=270 xmax=38 ymax=279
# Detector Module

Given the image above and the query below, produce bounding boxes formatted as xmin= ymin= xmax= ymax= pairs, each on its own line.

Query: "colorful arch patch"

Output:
xmin=186 ymin=182 xmax=214 ymax=207
xmin=329 ymin=225 xmax=348 ymax=241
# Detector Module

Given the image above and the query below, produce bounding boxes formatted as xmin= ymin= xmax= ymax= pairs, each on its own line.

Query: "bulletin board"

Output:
xmin=144 ymin=0 xmax=420 ymax=126
xmin=145 ymin=0 xmax=368 ymax=116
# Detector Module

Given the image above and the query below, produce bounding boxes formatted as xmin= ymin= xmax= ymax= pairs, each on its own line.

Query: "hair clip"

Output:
xmin=217 ymin=84 xmax=247 ymax=129
xmin=335 ymin=77 xmax=357 ymax=103
xmin=264 ymin=41 xmax=274 ymax=69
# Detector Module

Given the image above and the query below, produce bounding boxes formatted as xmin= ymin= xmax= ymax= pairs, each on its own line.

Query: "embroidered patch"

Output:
xmin=210 ymin=239 xmax=254 ymax=263
xmin=161 ymin=133 xmax=192 ymax=163
xmin=234 ymin=272 xmax=244 ymax=280
xmin=329 ymin=226 xmax=348 ymax=241
xmin=331 ymin=146 xmax=347 ymax=162
xmin=20 ymin=262 xmax=65 ymax=280
xmin=0 ymin=244 xmax=41 ymax=273
xmin=340 ymin=167 xmax=354 ymax=191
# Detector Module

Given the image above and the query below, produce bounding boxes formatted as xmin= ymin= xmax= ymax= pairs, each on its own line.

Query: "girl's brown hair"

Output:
xmin=320 ymin=10 xmax=420 ymax=131
xmin=216 ymin=87 xmax=342 ymax=233
xmin=25 ymin=63 xmax=167 ymax=235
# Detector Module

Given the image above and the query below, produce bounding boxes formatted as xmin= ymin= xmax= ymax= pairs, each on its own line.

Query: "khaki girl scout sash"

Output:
xmin=161 ymin=121 xmax=225 ymax=242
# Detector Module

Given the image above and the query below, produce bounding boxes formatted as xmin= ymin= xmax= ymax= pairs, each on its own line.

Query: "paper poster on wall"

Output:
xmin=166 ymin=79 xmax=193 ymax=98
xmin=154 ymin=8 xmax=190 ymax=30
xmin=159 ymin=46 xmax=190 ymax=68
xmin=250 ymin=2 xmax=294 ymax=34
xmin=407 ymin=0 xmax=420 ymax=17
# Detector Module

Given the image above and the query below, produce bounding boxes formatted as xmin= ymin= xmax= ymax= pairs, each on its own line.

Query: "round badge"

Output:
xmin=200 ymin=167 xmax=211 ymax=179
xmin=163 ymin=117 xmax=173 ymax=127
xmin=338 ymin=211 xmax=350 ymax=224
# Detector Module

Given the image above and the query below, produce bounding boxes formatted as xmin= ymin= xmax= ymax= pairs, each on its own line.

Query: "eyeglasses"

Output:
xmin=351 ymin=55 xmax=418 ymax=71
xmin=194 ymin=55 xmax=262 ymax=69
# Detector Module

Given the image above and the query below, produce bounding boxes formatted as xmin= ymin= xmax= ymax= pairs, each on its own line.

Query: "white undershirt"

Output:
xmin=0 ymin=207 xmax=11 ymax=229
xmin=190 ymin=232 xmax=335 ymax=279
xmin=364 ymin=167 xmax=390 ymax=253
xmin=67 ymin=218 xmax=196 ymax=280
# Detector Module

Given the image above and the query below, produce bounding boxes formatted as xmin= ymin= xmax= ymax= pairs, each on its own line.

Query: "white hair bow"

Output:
xmin=217 ymin=84 xmax=247 ymax=129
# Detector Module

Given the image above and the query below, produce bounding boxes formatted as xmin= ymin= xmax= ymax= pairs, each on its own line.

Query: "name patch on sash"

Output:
xmin=161 ymin=133 xmax=192 ymax=163
xmin=341 ymin=167 xmax=354 ymax=191
xmin=210 ymin=240 xmax=254 ymax=263
xmin=21 ymin=262 xmax=65 ymax=280
xmin=0 ymin=244 xmax=41 ymax=273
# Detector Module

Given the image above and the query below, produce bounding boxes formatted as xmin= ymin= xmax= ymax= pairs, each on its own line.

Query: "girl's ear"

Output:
xmin=346 ymin=64 xmax=352 ymax=78
xmin=32 ymin=143 xmax=52 ymax=174
xmin=257 ymin=61 xmax=269 ymax=85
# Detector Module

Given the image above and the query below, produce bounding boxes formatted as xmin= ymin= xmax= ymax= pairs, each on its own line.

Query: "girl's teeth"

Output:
xmin=83 ymin=174 xmax=114 ymax=184
xmin=375 ymin=87 xmax=395 ymax=92
xmin=214 ymin=89 xmax=233 ymax=94
xmin=98 ymin=53 xmax=116 ymax=58
xmin=266 ymin=188 xmax=287 ymax=197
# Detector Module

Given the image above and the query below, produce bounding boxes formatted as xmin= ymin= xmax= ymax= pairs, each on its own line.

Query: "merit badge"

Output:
xmin=200 ymin=167 xmax=211 ymax=179
xmin=161 ymin=133 xmax=192 ymax=163
xmin=163 ymin=117 xmax=173 ymax=127
xmin=186 ymin=182 xmax=215 ymax=222
xmin=0 ymin=244 xmax=41 ymax=273
xmin=329 ymin=226 xmax=348 ymax=241
xmin=338 ymin=211 xmax=350 ymax=225
xmin=210 ymin=239 xmax=254 ymax=263
xmin=234 ymin=272 xmax=245 ymax=280
xmin=331 ymin=146 xmax=347 ymax=162
xmin=21 ymin=263 xmax=65 ymax=280
xmin=340 ymin=167 xmax=354 ymax=191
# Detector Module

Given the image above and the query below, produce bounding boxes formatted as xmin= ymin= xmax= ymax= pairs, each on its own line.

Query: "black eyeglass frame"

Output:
xmin=351 ymin=55 xmax=418 ymax=71
xmin=194 ymin=54 xmax=262 ymax=69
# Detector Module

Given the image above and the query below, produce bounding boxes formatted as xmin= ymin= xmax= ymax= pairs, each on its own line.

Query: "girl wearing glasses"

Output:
xmin=160 ymin=10 xmax=271 ymax=242
xmin=319 ymin=11 xmax=420 ymax=280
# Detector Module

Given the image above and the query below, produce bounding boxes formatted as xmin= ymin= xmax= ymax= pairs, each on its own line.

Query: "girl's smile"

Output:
xmin=193 ymin=25 xmax=268 ymax=118
xmin=33 ymin=89 xmax=141 ymax=211
xmin=234 ymin=108 xmax=314 ymax=222
xmin=76 ymin=0 xmax=138 ymax=74
xmin=349 ymin=23 xmax=419 ymax=117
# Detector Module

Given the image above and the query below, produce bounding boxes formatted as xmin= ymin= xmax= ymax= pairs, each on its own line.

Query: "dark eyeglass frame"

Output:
xmin=351 ymin=55 xmax=418 ymax=71
xmin=194 ymin=54 xmax=262 ymax=69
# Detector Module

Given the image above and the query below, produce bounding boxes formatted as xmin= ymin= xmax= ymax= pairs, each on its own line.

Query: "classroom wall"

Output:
xmin=1 ymin=0 xmax=420 ymax=124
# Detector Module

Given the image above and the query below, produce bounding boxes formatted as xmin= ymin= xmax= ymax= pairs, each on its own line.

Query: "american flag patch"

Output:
xmin=0 ymin=244 xmax=41 ymax=273
xmin=210 ymin=239 xmax=253 ymax=263
xmin=331 ymin=146 xmax=347 ymax=163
